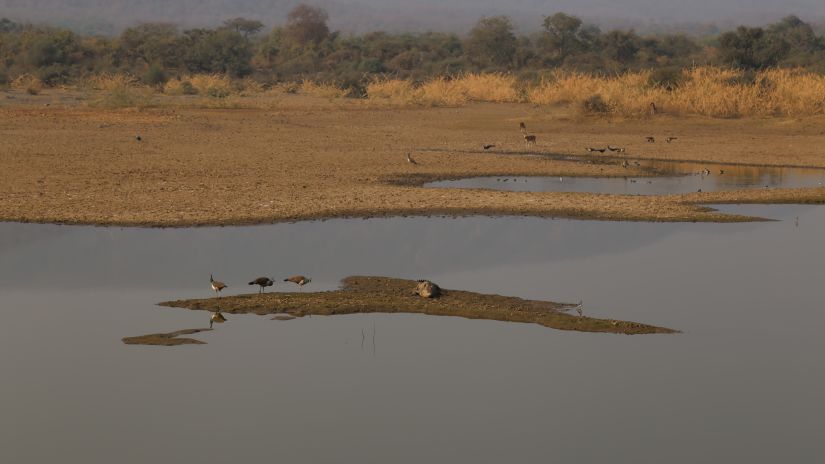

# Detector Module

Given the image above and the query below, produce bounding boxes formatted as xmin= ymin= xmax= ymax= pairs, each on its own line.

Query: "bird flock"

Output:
xmin=207 ymin=273 xmax=312 ymax=328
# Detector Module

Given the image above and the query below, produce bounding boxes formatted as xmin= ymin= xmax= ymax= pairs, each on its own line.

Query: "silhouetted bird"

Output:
xmin=284 ymin=275 xmax=311 ymax=290
xmin=210 ymin=274 xmax=227 ymax=298
xmin=249 ymin=277 xmax=274 ymax=293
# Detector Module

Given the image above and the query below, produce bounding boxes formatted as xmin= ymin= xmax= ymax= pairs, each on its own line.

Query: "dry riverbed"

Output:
xmin=3 ymin=89 xmax=825 ymax=225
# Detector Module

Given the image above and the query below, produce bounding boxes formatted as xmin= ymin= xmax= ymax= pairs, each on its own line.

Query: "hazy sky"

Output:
xmin=1 ymin=0 xmax=824 ymax=34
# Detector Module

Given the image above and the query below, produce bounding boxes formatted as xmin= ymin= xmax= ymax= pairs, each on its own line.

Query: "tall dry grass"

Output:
xmin=367 ymin=68 xmax=825 ymax=117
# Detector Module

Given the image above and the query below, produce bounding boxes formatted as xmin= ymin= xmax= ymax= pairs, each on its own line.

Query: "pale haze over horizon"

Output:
xmin=1 ymin=0 xmax=824 ymax=34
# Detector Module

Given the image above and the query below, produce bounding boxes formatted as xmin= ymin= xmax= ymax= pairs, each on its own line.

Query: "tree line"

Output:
xmin=1 ymin=7 xmax=824 ymax=92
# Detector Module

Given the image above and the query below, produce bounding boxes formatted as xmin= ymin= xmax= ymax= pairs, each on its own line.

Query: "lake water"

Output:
xmin=427 ymin=159 xmax=825 ymax=195
xmin=2 ymin=205 xmax=824 ymax=462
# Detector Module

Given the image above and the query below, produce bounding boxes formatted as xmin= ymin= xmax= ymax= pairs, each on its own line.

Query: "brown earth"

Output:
xmin=159 ymin=276 xmax=677 ymax=335
xmin=122 ymin=328 xmax=212 ymax=346
xmin=3 ymin=89 xmax=825 ymax=226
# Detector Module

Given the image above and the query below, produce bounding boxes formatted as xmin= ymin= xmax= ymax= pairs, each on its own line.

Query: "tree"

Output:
xmin=223 ymin=18 xmax=264 ymax=38
xmin=285 ymin=4 xmax=330 ymax=46
xmin=465 ymin=16 xmax=516 ymax=68
xmin=718 ymin=26 xmax=789 ymax=69
xmin=182 ymin=28 xmax=253 ymax=76
xmin=539 ymin=13 xmax=599 ymax=63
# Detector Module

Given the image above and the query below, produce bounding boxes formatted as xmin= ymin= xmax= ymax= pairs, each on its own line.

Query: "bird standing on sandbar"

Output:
xmin=249 ymin=277 xmax=274 ymax=293
xmin=285 ymin=275 xmax=311 ymax=290
xmin=210 ymin=274 xmax=227 ymax=298
xmin=210 ymin=311 xmax=227 ymax=328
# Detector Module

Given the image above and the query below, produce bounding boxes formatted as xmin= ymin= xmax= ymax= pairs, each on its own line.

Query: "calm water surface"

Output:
xmin=427 ymin=160 xmax=825 ymax=195
xmin=2 ymin=205 xmax=824 ymax=463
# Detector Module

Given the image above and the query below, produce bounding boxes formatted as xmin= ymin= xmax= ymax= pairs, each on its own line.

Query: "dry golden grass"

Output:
xmin=10 ymin=74 xmax=44 ymax=95
xmin=299 ymin=80 xmax=350 ymax=98
xmin=367 ymin=73 xmax=519 ymax=106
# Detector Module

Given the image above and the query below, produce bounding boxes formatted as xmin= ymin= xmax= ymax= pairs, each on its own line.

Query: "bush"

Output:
xmin=142 ymin=64 xmax=168 ymax=87
xmin=581 ymin=94 xmax=611 ymax=113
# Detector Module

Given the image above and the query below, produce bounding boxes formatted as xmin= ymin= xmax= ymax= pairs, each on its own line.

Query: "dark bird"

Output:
xmin=284 ymin=275 xmax=311 ymax=290
xmin=666 ymin=137 xmax=677 ymax=143
xmin=210 ymin=274 xmax=227 ymax=298
xmin=697 ymin=188 xmax=702 ymax=192
xmin=406 ymin=152 xmax=417 ymax=165
xmin=482 ymin=144 xmax=495 ymax=150
xmin=135 ymin=134 xmax=142 ymax=142
xmin=607 ymin=145 xmax=625 ymax=152
xmin=249 ymin=277 xmax=274 ymax=293
xmin=210 ymin=311 xmax=227 ymax=329
xmin=645 ymin=136 xmax=655 ymax=143
xmin=586 ymin=147 xmax=606 ymax=153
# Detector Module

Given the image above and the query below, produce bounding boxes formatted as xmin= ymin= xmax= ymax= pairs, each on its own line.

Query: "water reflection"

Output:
xmin=1 ymin=206 xmax=824 ymax=463
xmin=427 ymin=159 xmax=825 ymax=195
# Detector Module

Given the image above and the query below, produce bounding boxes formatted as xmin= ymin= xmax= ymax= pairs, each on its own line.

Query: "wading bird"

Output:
xmin=210 ymin=274 xmax=227 ymax=298
xmin=249 ymin=277 xmax=274 ymax=293
xmin=210 ymin=311 xmax=227 ymax=328
xmin=284 ymin=275 xmax=311 ymax=290
xmin=406 ymin=152 xmax=417 ymax=165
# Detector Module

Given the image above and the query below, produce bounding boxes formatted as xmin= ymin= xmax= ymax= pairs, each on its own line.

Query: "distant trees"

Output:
xmin=284 ymin=4 xmax=330 ymax=46
xmin=465 ymin=16 xmax=517 ymax=68
xmin=1 ymin=12 xmax=825 ymax=90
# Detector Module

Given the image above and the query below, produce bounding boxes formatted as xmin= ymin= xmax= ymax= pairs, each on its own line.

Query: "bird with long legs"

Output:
xmin=210 ymin=274 xmax=227 ymax=298
xmin=284 ymin=275 xmax=311 ymax=290
xmin=249 ymin=277 xmax=274 ymax=293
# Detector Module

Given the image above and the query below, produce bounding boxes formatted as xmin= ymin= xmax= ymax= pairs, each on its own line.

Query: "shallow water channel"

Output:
xmin=427 ymin=159 xmax=825 ymax=195
xmin=2 ymin=205 xmax=824 ymax=462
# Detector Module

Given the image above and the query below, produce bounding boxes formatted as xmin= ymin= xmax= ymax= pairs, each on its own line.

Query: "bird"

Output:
xmin=284 ymin=275 xmax=311 ymax=290
xmin=586 ymin=147 xmax=606 ymax=153
xmin=210 ymin=274 xmax=227 ymax=298
xmin=719 ymin=169 xmax=725 ymax=175
xmin=249 ymin=277 xmax=274 ymax=293
xmin=573 ymin=300 xmax=583 ymax=317
xmin=135 ymin=134 xmax=142 ymax=142
xmin=406 ymin=152 xmax=417 ymax=165
xmin=607 ymin=145 xmax=625 ymax=152
xmin=697 ymin=188 xmax=702 ymax=192
xmin=645 ymin=136 xmax=655 ymax=143
xmin=702 ymin=168 xmax=711 ymax=176
xmin=210 ymin=311 xmax=227 ymax=329
xmin=621 ymin=160 xmax=629 ymax=168
xmin=482 ymin=144 xmax=495 ymax=150
xmin=666 ymin=137 xmax=677 ymax=143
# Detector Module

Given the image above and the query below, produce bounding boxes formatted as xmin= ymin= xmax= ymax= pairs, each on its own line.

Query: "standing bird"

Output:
xmin=249 ymin=277 xmax=274 ymax=293
xmin=406 ymin=152 xmax=417 ymax=165
xmin=210 ymin=274 xmax=227 ymax=298
xmin=482 ymin=144 xmax=495 ymax=150
xmin=284 ymin=275 xmax=311 ymax=290
xmin=210 ymin=311 xmax=227 ymax=328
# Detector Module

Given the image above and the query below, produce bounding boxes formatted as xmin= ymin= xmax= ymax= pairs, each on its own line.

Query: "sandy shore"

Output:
xmin=3 ymin=90 xmax=825 ymax=226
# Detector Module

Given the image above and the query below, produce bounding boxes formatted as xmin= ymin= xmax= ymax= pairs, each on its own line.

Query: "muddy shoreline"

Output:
xmin=155 ymin=276 xmax=677 ymax=337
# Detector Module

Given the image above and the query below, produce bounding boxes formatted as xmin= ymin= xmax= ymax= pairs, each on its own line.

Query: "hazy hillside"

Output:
xmin=2 ymin=0 xmax=824 ymax=35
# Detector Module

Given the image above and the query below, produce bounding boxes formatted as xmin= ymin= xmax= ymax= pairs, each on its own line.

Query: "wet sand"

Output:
xmin=2 ymin=90 xmax=825 ymax=225
xmin=157 ymin=276 xmax=677 ymax=337
xmin=122 ymin=328 xmax=212 ymax=346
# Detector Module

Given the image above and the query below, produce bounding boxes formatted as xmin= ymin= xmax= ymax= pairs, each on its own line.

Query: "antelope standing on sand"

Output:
xmin=649 ymin=102 xmax=657 ymax=115
xmin=285 ymin=275 xmax=311 ymax=290
xmin=210 ymin=274 xmax=227 ymax=298
xmin=524 ymin=134 xmax=536 ymax=148
xmin=519 ymin=122 xmax=527 ymax=134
